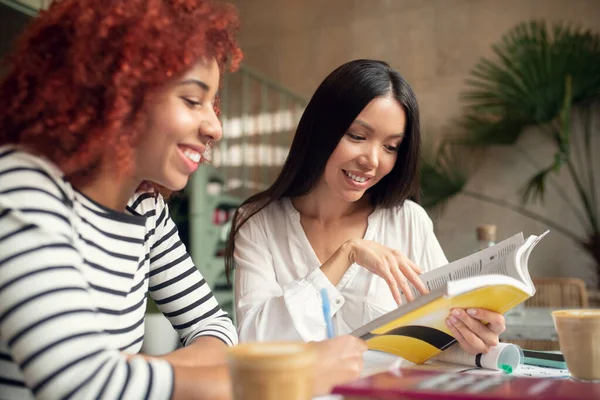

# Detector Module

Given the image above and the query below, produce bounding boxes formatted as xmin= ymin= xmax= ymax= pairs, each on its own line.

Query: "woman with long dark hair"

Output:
xmin=227 ymin=59 xmax=506 ymax=355
xmin=0 ymin=1 xmax=365 ymax=398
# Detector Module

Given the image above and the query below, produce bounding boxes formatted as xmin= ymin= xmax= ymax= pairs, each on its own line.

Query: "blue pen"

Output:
xmin=320 ymin=288 xmax=335 ymax=339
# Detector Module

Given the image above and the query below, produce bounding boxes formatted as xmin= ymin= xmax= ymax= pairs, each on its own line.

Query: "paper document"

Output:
xmin=361 ymin=350 xmax=410 ymax=377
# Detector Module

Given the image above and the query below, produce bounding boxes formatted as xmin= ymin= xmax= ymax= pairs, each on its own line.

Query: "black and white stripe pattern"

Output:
xmin=0 ymin=147 xmax=237 ymax=399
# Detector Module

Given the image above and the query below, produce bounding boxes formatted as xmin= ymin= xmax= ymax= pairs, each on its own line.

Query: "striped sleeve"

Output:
xmin=0 ymin=151 xmax=174 ymax=400
xmin=148 ymin=196 xmax=238 ymax=347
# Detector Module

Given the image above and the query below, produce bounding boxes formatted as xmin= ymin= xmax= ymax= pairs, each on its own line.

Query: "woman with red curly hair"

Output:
xmin=0 ymin=0 xmax=366 ymax=399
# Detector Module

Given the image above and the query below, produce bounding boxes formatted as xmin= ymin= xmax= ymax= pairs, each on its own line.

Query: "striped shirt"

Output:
xmin=0 ymin=146 xmax=237 ymax=399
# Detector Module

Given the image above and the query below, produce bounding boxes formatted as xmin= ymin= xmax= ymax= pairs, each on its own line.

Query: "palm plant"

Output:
xmin=421 ymin=20 xmax=600 ymax=288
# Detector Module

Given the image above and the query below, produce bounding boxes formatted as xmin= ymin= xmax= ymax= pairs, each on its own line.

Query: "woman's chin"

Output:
xmin=340 ymin=190 xmax=366 ymax=204
xmin=160 ymin=174 xmax=190 ymax=192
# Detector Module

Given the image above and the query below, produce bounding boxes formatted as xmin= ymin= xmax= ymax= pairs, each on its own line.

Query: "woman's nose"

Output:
xmin=358 ymin=146 xmax=379 ymax=170
xmin=199 ymin=106 xmax=223 ymax=142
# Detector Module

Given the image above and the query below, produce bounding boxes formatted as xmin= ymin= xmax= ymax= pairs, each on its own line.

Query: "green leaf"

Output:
xmin=558 ymin=75 xmax=573 ymax=157
xmin=420 ymin=142 xmax=472 ymax=211
xmin=519 ymin=166 xmax=554 ymax=204
xmin=454 ymin=114 xmax=529 ymax=146
xmin=460 ymin=19 xmax=600 ymax=146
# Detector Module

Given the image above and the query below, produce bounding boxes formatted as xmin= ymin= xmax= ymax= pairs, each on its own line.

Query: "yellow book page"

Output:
xmin=364 ymin=285 xmax=529 ymax=364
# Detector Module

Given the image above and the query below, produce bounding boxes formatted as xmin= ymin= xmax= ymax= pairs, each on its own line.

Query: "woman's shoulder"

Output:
xmin=382 ymin=199 xmax=433 ymax=227
xmin=239 ymin=197 xmax=288 ymax=223
xmin=127 ymin=191 xmax=160 ymax=218
xmin=234 ymin=197 xmax=292 ymax=241
xmin=0 ymin=145 xmax=66 ymax=178
xmin=0 ymin=145 xmax=73 ymax=203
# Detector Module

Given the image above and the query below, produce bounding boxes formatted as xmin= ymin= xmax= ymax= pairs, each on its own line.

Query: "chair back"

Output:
xmin=525 ymin=278 xmax=589 ymax=308
xmin=504 ymin=278 xmax=589 ymax=351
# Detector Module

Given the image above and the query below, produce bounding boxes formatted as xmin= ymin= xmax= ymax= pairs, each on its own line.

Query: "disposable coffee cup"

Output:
xmin=227 ymin=342 xmax=316 ymax=400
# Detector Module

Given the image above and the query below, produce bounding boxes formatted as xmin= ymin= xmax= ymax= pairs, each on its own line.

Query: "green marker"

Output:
xmin=501 ymin=364 xmax=513 ymax=374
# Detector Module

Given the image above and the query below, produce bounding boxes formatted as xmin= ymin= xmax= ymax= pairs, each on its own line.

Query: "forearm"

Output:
xmin=131 ymin=337 xmax=229 ymax=368
xmin=126 ymin=339 xmax=231 ymax=400
xmin=237 ymin=270 xmax=343 ymax=342
xmin=161 ymin=336 xmax=229 ymax=367
xmin=237 ymin=296 xmax=306 ymax=342
xmin=236 ymin=242 xmax=353 ymax=342
xmin=172 ymin=364 xmax=231 ymax=400
xmin=319 ymin=240 xmax=355 ymax=286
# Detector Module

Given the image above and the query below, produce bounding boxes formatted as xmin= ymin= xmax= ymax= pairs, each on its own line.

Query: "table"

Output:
xmin=502 ymin=307 xmax=559 ymax=341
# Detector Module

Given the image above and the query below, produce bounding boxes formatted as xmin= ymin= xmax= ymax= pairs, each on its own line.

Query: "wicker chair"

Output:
xmin=525 ymin=278 xmax=589 ymax=308
xmin=506 ymin=278 xmax=589 ymax=351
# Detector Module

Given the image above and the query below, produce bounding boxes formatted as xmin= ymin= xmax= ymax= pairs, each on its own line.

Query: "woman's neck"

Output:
xmin=75 ymin=167 xmax=141 ymax=212
xmin=291 ymin=186 xmax=372 ymax=226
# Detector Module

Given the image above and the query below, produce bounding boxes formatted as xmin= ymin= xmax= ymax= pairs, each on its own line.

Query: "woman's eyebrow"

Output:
xmin=353 ymin=119 xmax=374 ymax=132
xmin=353 ymin=120 xmax=404 ymax=138
xmin=178 ymin=79 xmax=210 ymax=92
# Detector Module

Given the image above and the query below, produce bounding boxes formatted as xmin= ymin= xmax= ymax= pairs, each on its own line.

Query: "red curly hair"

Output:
xmin=0 ymin=0 xmax=242 ymax=188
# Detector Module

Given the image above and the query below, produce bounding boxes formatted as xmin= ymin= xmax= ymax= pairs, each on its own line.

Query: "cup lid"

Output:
xmin=227 ymin=342 xmax=316 ymax=369
xmin=552 ymin=309 xmax=600 ymax=318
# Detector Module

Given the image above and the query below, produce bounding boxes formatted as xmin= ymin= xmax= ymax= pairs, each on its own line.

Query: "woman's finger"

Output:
xmin=387 ymin=255 xmax=414 ymax=302
xmin=391 ymin=265 xmax=414 ymax=302
xmin=446 ymin=318 xmax=477 ymax=355
xmin=407 ymin=259 xmax=423 ymax=275
xmin=451 ymin=309 xmax=499 ymax=347
xmin=407 ymin=260 xmax=428 ymax=291
xmin=391 ymin=250 xmax=420 ymax=274
xmin=395 ymin=254 xmax=428 ymax=295
xmin=465 ymin=309 xmax=506 ymax=334
xmin=403 ymin=260 xmax=429 ymax=294
xmin=380 ymin=263 xmax=403 ymax=305
xmin=447 ymin=315 xmax=490 ymax=354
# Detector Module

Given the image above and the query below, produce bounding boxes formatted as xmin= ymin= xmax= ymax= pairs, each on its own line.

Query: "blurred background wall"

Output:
xmin=1 ymin=0 xmax=600 ymax=291
xmin=230 ymin=0 xmax=600 ymax=285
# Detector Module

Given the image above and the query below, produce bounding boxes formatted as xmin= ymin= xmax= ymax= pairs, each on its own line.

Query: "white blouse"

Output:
xmin=234 ymin=197 xmax=448 ymax=342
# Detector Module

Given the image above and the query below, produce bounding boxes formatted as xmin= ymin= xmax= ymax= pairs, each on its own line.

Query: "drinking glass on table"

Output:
xmin=552 ymin=309 xmax=600 ymax=382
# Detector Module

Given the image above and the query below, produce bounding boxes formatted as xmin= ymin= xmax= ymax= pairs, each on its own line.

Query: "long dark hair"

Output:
xmin=224 ymin=59 xmax=421 ymax=279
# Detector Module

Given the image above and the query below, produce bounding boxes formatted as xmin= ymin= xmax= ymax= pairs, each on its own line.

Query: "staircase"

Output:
xmin=0 ymin=0 xmax=51 ymax=16
xmin=188 ymin=66 xmax=307 ymax=318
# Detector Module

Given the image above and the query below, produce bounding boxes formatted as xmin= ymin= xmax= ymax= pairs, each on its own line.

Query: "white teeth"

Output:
xmin=344 ymin=170 xmax=368 ymax=183
xmin=182 ymin=148 xmax=201 ymax=163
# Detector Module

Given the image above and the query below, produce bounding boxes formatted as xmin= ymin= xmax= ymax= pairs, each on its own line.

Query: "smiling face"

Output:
xmin=133 ymin=58 xmax=222 ymax=191
xmin=318 ymin=96 xmax=406 ymax=204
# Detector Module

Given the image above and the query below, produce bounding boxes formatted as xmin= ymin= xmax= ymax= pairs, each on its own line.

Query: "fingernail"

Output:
xmin=467 ymin=309 xmax=477 ymax=316
xmin=451 ymin=309 xmax=461 ymax=317
xmin=446 ymin=318 xmax=453 ymax=327
xmin=450 ymin=316 xmax=458 ymax=324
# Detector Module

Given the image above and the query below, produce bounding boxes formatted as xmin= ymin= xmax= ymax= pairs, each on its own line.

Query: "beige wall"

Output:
xmin=231 ymin=0 xmax=600 ymax=286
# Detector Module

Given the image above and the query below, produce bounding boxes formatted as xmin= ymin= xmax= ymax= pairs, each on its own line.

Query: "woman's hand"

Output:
xmin=347 ymin=239 xmax=429 ymax=304
xmin=445 ymin=308 xmax=506 ymax=355
xmin=311 ymin=335 xmax=368 ymax=396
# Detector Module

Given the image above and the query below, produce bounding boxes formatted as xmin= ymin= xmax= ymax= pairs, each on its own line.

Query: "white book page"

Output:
xmin=406 ymin=233 xmax=525 ymax=299
xmin=507 ymin=230 xmax=549 ymax=290
xmin=361 ymin=350 xmax=410 ymax=377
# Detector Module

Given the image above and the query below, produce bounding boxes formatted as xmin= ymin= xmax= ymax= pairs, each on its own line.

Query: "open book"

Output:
xmin=333 ymin=367 xmax=598 ymax=400
xmin=350 ymin=231 xmax=549 ymax=365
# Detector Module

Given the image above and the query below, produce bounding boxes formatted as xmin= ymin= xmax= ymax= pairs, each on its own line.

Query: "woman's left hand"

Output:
xmin=445 ymin=308 xmax=506 ymax=355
